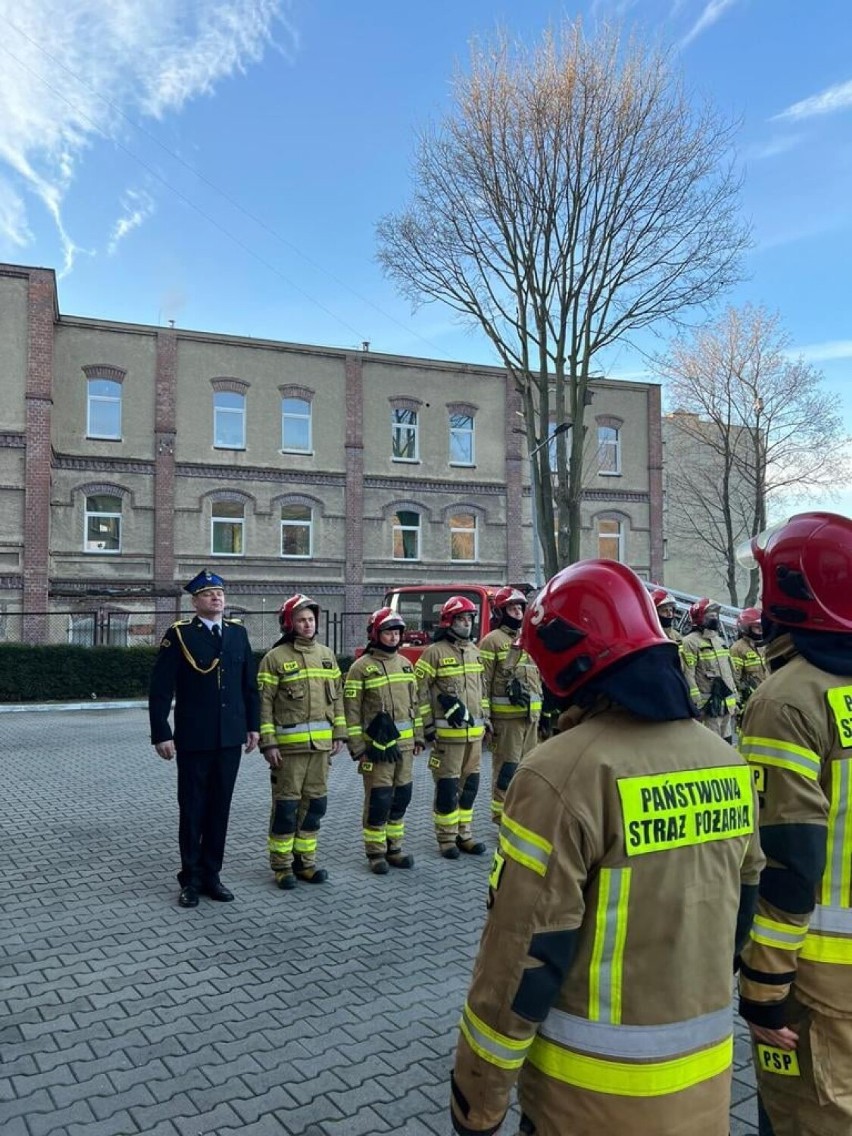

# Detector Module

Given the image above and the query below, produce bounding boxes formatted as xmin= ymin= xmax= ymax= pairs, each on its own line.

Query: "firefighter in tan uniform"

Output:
xmin=729 ymin=606 xmax=768 ymax=724
xmin=682 ymin=598 xmax=738 ymax=742
xmin=651 ymin=587 xmax=683 ymax=648
xmin=479 ymin=587 xmax=542 ymax=825
xmin=736 ymin=513 xmax=852 ymax=1136
xmin=343 ymin=608 xmax=424 ymax=874
xmin=257 ymin=594 xmax=346 ymax=889
xmin=450 ymin=559 xmax=763 ymax=1136
xmin=416 ymin=596 xmax=488 ymax=859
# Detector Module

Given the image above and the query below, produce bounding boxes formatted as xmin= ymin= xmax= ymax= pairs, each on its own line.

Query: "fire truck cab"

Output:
xmin=381 ymin=583 xmax=504 ymax=663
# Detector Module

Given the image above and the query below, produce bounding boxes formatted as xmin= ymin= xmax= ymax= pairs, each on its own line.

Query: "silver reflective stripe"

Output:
xmin=539 ymin=1005 xmax=733 ymax=1060
xmin=461 ymin=1005 xmax=530 ymax=1066
xmin=492 ymin=696 xmax=513 ymax=706
xmin=743 ymin=742 xmax=821 ymax=778
xmin=752 ymin=919 xmax=808 ymax=948
xmin=277 ymin=720 xmax=330 ymax=735
xmin=499 ymin=821 xmax=550 ymax=874
xmin=595 ymin=867 xmax=630 ymax=1023
xmin=828 ymin=760 xmax=851 ymax=907
xmin=393 ymin=719 xmax=413 ymax=733
xmin=810 ymin=904 xmax=852 ymax=934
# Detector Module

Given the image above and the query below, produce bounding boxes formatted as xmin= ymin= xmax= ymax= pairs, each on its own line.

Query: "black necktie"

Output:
xmin=212 ymin=624 xmax=221 ymax=644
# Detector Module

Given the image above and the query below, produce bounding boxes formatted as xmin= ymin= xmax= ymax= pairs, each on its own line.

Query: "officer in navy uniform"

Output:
xmin=149 ymin=571 xmax=260 ymax=908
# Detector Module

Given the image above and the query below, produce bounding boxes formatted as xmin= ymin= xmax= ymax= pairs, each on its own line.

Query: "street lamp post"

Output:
xmin=528 ymin=422 xmax=571 ymax=589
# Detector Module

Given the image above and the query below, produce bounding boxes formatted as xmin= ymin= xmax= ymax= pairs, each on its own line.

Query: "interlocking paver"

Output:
xmin=0 ymin=707 xmax=759 ymax=1135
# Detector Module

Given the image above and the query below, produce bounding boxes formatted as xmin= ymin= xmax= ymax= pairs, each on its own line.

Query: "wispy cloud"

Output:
xmin=0 ymin=1 xmax=296 ymax=273
xmin=774 ymin=79 xmax=852 ymax=122
xmin=107 ymin=187 xmax=155 ymax=255
xmin=744 ymin=134 xmax=802 ymax=162
xmin=681 ymin=0 xmax=741 ymax=48
xmin=789 ymin=340 xmax=852 ymax=364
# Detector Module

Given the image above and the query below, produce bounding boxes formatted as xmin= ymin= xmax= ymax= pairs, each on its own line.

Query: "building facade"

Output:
xmin=0 ymin=262 xmax=664 ymax=652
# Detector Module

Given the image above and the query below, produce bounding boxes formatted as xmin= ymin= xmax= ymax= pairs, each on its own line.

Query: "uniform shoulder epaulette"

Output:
xmin=224 ymin=617 xmax=243 ymax=625
xmin=171 ymin=619 xmax=192 ymax=627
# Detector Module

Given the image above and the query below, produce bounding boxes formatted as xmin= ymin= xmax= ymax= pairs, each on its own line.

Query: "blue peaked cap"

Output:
xmin=184 ymin=570 xmax=226 ymax=595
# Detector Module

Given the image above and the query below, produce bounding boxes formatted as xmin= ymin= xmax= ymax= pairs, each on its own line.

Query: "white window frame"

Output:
xmin=211 ymin=501 xmax=245 ymax=557
xmin=597 ymin=517 xmax=625 ymax=562
xmin=597 ymin=425 xmax=621 ymax=476
xmin=84 ymin=494 xmax=122 ymax=554
xmin=449 ymin=413 xmax=475 ymax=466
xmin=450 ymin=513 xmax=478 ymax=562
xmin=280 ymin=504 xmax=313 ymax=559
xmin=392 ymin=510 xmax=421 ymax=560
xmin=392 ymin=409 xmax=419 ymax=462
xmin=213 ymin=391 xmax=246 ymax=450
xmin=281 ymin=398 xmax=313 ymax=454
xmin=87 ymin=379 xmax=122 ymax=440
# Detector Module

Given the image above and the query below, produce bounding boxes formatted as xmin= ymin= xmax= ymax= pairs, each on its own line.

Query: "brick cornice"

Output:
xmin=0 ymin=432 xmax=26 ymax=448
xmin=210 ymin=377 xmax=250 ymax=394
xmin=0 ymin=575 xmax=23 ymax=589
xmin=176 ymin=463 xmax=345 ymax=486
xmin=53 ymin=454 xmax=155 ymax=474
xmin=365 ymin=475 xmax=505 ymax=496
xmin=82 ymin=364 xmax=127 ymax=384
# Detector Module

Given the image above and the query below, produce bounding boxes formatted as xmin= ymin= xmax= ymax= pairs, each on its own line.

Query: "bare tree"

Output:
xmin=659 ymin=304 xmax=851 ymax=605
xmin=376 ymin=21 xmax=748 ymax=575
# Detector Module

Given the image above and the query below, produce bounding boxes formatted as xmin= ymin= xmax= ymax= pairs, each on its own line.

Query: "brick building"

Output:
xmin=0 ymin=262 xmax=664 ymax=652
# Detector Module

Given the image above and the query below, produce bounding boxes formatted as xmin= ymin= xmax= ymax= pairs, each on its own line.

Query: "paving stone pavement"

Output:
xmin=0 ymin=708 xmax=758 ymax=1135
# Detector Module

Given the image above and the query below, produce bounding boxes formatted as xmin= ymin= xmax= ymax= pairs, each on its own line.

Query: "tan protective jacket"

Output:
xmin=257 ymin=637 xmax=346 ymax=752
xmin=343 ymin=648 xmax=423 ymax=759
xmin=478 ymin=626 xmax=542 ymax=725
xmin=681 ymin=629 xmax=738 ymax=717
xmin=451 ymin=702 xmax=762 ymax=1136
xmin=729 ymin=635 xmax=768 ymax=703
xmin=739 ymin=642 xmax=852 ymax=1025
xmin=415 ymin=635 xmax=486 ymax=743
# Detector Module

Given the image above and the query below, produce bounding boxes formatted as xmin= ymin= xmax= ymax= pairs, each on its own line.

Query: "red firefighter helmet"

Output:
xmin=688 ymin=598 xmax=719 ymax=628
xmin=278 ymin=593 xmax=320 ymax=633
xmin=439 ymin=595 xmax=478 ymax=627
xmin=742 ymin=512 xmax=852 ymax=632
xmin=519 ymin=560 xmax=669 ymax=699
xmin=367 ymin=607 xmax=406 ymax=643
xmin=493 ymin=586 xmax=527 ymax=613
xmin=736 ymin=606 xmax=762 ymax=636
xmin=650 ymin=588 xmax=676 ymax=610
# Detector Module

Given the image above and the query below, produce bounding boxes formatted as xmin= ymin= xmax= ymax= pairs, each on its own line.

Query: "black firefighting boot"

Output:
xmin=387 ymin=850 xmax=414 ymax=869
xmin=368 ymin=854 xmax=389 ymax=875
xmin=293 ymin=854 xmax=328 ymax=884
xmin=275 ymin=871 xmax=297 ymax=891
xmin=456 ymin=836 xmax=487 ymax=855
xmin=440 ymin=845 xmax=461 ymax=860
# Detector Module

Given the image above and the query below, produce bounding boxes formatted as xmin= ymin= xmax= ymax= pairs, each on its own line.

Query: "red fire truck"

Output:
xmin=380 ymin=583 xmax=508 ymax=663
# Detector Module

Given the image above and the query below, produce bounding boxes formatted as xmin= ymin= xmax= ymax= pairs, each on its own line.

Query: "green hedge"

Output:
xmin=0 ymin=645 xmax=359 ymax=702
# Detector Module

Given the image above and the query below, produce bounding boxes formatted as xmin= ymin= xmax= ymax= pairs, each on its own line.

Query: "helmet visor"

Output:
xmin=736 ymin=521 xmax=788 ymax=571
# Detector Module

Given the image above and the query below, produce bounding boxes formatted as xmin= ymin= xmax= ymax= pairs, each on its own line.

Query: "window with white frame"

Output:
xmin=392 ymin=409 xmax=419 ymax=461
xmin=392 ymin=510 xmax=420 ymax=559
xmin=84 ymin=494 xmax=122 ymax=553
xmin=597 ymin=517 xmax=625 ymax=562
xmin=450 ymin=513 xmax=478 ymax=561
xmin=211 ymin=500 xmax=245 ymax=555
xmin=449 ymin=413 xmax=475 ymax=465
xmin=213 ymin=391 xmax=246 ymax=449
xmin=282 ymin=398 xmax=312 ymax=452
xmin=87 ymin=379 xmax=122 ymax=439
xmin=597 ymin=424 xmax=621 ymax=475
xmin=281 ymin=503 xmax=312 ymax=558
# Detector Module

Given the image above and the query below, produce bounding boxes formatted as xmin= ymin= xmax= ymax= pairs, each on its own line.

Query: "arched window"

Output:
xmin=213 ymin=391 xmax=246 ymax=449
xmin=597 ymin=516 xmax=625 ymax=562
xmin=450 ymin=513 xmax=478 ymax=562
xmin=281 ymin=397 xmax=312 ymax=452
xmin=87 ymin=379 xmax=122 ymax=439
xmin=392 ymin=510 xmax=421 ymax=560
xmin=281 ymin=503 xmax=313 ymax=558
xmin=84 ymin=494 xmax=122 ymax=553
xmin=211 ymin=500 xmax=245 ymax=555
xmin=596 ymin=417 xmax=623 ymax=476
xmin=449 ymin=413 xmax=475 ymax=465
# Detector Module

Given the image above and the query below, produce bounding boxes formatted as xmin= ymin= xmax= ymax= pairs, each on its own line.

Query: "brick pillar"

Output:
xmin=154 ymin=330 xmax=178 ymax=635
xmin=648 ymin=384 xmax=665 ymax=583
xmin=22 ymin=270 xmax=56 ymax=644
xmin=504 ymin=373 xmax=525 ymax=583
xmin=343 ymin=354 xmax=365 ymax=655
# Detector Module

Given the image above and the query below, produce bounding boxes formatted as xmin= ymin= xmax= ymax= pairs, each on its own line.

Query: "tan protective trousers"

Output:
xmin=700 ymin=712 xmax=734 ymax=742
xmin=428 ymin=738 xmax=481 ymax=850
xmin=359 ymin=752 xmax=414 ymax=858
xmin=268 ymin=750 xmax=330 ymax=872
xmin=754 ymin=996 xmax=852 ymax=1135
xmin=489 ymin=718 xmax=537 ymax=823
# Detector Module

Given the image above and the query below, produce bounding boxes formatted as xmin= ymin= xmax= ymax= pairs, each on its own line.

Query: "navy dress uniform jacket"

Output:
xmin=149 ymin=617 xmax=260 ymax=752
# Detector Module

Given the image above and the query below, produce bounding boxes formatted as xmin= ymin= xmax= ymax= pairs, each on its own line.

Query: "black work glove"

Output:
xmin=438 ymin=693 xmax=472 ymax=728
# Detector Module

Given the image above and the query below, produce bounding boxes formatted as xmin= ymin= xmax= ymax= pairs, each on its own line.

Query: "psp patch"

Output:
xmin=756 ymin=1044 xmax=800 ymax=1077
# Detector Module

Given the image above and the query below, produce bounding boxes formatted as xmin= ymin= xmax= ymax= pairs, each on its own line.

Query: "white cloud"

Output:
xmin=680 ymin=0 xmax=740 ymax=48
xmin=774 ymin=79 xmax=852 ymax=123
xmin=744 ymin=134 xmax=802 ymax=162
xmin=107 ymin=187 xmax=155 ymax=255
xmin=0 ymin=175 xmax=32 ymax=249
xmin=0 ymin=1 xmax=296 ymax=272
xmin=789 ymin=340 xmax=852 ymax=364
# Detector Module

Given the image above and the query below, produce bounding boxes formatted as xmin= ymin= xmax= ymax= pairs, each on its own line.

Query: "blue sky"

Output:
xmin=1 ymin=0 xmax=851 ymax=506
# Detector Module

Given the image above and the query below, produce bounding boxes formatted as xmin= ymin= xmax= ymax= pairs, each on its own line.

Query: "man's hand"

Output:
xmin=413 ymin=742 xmax=425 ymax=756
xmin=154 ymin=741 xmax=176 ymax=761
xmin=330 ymin=740 xmax=344 ymax=757
xmin=245 ymin=731 xmax=259 ymax=753
xmin=263 ymin=746 xmax=282 ymax=769
xmin=750 ymin=1023 xmax=799 ymax=1051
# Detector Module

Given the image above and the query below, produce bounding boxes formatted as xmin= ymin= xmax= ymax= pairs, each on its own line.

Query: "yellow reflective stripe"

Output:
xmin=386 ymin=821 xmax=404 ymax=838
xmin=257 ymin=672 xmax=278 ymax=686
xmin=333 ymin=716 xmax=347 ymax=728
xmin=436 ymin=726 xmax=486 ymax=739
xmin=800 ymin=932 xmax=852 ymax=965
xmin=459 ymin=808 xmax=474 ymax=824
xmin=415 ymin=660 xmax=435 ymax=678
xmin=363 ymin=673 xmax=416 ymax=688
xmin=363 ymin=827 xmax=386 ymax=843
xmin=434 ymin=809 xmax=460 ymax=826
xmin=491 ymin=801 xmax=504 ymax=815
xmin=587 ymin=868 xmax=632 ymax=1024
xmin=740 ymin=736 xmax=821 ymax=781
xmin=348 ymin=725 xmax=364 ymax=738
xmin=344 ymin=680 xmax=363 ymax=692
xmin=294 ymin=835 xmax=317 ymax=853
xmin=499 ymin=813 xmax=552 ymax=877
xmin=822 ymin=760 xmax=852 ymax=907
xmin=276 ymin=667 xmax=341 ymax=682
xmin=460 ymin=1003 xmax=532 ymax=1071
xmin=750 ymin=915 xmax=809 ymax=951
xmin=268 ymin=835 xmax=294 ymax=853
xmin=527 ymin=1034 xmax=732 ymax=1097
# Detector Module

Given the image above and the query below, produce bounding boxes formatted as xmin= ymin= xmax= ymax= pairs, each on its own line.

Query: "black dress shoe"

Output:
xmin=203 ymin=881 xmax=234 ymax=902
xmin=178 ymin=885 xmax=199 ymax=908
